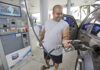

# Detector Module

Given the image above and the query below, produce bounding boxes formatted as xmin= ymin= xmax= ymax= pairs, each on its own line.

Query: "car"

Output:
xmin=62 ymin=7 xmax=100 ymax=70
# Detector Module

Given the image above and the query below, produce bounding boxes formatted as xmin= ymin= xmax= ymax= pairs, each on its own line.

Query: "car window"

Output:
xmin=63 ymin=15 xmax=78 ymax=40
xmin=82 ymin=24 xmax=92 ymax=31
xmin=63 ymin=16 xmax=75 ymax=27
xmin=81 ymin=8 xmax=100 ymax=38
xmin=91 ymin=24 xmax=100 ymax=36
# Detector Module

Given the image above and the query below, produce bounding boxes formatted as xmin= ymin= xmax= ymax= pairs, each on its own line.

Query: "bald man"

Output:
xmin=39 ymin=5 xmax=72 ymax=70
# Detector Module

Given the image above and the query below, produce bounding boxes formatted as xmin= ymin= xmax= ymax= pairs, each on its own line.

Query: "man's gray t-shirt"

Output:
xmin=43 ymin=19 xmax=69 ymax=56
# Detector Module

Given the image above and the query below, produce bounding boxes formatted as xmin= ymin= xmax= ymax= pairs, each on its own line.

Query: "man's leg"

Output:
xmin=52 ymin=54 xmax=63 ymax=70
xmin=41 ymin=51 xmax=51 ymax=70
xmin=54 ymin=63 xmax=59 ymax=70
xmin=45 ymin=59 xmax=50 ymax=67
xmin=41 ymin=59 xmax=50 ymax=70
xmin=44 ymin=51 xmax=51 ymax=67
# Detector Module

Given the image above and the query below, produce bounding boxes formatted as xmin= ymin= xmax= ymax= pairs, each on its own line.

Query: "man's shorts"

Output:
xmin=44 ymin=51 xmax=63 ymax=64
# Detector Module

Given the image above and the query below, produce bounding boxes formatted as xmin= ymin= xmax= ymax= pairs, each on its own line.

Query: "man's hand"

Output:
xmin=62 ymin=40 xmax=72 ymax=48
xmin=39 ymin=42 xmax=42 ymax=47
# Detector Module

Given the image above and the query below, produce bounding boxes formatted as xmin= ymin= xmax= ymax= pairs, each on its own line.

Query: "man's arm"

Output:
xmin=62 ymin=26 xmax=69 ymax=40
xmin=39 ymin=28 xmax=45 ymax=47
xmin=62 ymin=26 xmax=72 ymax=48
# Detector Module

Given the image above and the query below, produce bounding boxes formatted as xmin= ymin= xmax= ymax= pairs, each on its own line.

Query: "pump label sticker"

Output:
xmin=11 ymin=53 xmax=19 ymax=60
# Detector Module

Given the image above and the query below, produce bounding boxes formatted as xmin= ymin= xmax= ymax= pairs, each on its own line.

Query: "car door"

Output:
xmin=62 ymin=14 xmax=94 ymax=70
xmin=89 ymin=23 xmax=100 ymax=70
xmin=78 ymin=7 xmax=100 ymax=70
xmin=62 ymin=14 xmax=78 ymax=40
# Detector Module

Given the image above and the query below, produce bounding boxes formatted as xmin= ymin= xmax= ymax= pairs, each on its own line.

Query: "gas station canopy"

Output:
xmin=27 ymin=0 xmax=96 ymax=14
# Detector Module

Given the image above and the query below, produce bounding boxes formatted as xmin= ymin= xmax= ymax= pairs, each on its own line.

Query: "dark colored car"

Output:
xmin=62 ymin=7 xmax=100 ymax=70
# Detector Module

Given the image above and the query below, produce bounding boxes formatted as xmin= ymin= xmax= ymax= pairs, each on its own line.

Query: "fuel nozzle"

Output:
xmin=70 ymin=40 xmax=89 ymax=51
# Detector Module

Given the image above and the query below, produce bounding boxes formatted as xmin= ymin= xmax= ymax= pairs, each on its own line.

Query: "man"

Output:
xmin=39 ymin=5 xmax=72 ymax=70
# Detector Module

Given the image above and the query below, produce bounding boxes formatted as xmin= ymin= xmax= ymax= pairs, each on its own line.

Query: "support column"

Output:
xmin=40 ymin=0 xmax=48 ymax=25
xmin=67 ymin=0 xmax=71 ymax=15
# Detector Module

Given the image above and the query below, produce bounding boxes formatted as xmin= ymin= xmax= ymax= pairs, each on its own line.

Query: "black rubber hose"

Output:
xmin=75 ymin=57 xmax=79 ymax=70
xmin=75 ymin=50 xmax=83 ymax=70
xmin=24 ymin=0 xmax=54 ymax=67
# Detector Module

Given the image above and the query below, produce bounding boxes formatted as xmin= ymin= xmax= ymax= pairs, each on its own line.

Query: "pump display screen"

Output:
xmin=0 ymin=2 xmax=21 ymax=17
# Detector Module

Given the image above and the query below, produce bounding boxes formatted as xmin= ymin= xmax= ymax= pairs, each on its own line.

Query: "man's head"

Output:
xmin=53 ymin=5 xmax=63 ymax=22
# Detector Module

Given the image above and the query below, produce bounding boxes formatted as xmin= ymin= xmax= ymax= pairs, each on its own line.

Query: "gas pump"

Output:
xmin=0 ymin=0 xmax=32 ymax=70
